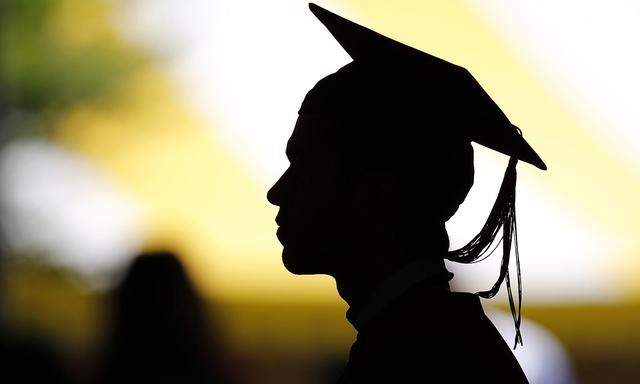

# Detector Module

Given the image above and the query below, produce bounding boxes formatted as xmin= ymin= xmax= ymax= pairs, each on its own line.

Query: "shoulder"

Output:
xmin=344 ymin=292 xmax=528 ymax=383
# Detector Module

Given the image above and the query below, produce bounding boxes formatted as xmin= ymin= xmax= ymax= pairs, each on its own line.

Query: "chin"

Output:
xmin=281 ymin=244 xmax=326 ymax=275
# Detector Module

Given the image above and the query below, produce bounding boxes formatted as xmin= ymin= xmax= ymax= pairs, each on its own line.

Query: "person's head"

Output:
xmin=103 ymin=251 xmax=227 ymax=383
xmin=269 ymin=3 xmax=547 ymax=347
xmin=267 ymin=62 xmax=475 ymax=277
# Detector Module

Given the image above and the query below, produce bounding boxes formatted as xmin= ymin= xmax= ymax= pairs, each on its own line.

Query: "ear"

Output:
xmin=350 ymin=172 xmax=398 ymax=221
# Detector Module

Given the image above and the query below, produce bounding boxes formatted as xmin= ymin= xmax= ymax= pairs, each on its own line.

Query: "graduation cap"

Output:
xmin=307 ymin=3 xmax=545 ymax=170
xmin=304 ymin=3 xmax=547 ymax=348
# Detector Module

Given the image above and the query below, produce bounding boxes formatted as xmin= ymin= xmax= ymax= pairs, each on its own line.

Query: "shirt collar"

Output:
xmin=346 ymin=256 xmax=452 ymax=331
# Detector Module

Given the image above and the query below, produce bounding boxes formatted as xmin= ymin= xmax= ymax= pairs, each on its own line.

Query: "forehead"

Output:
xmin=287 ymin=114 xmax=339 ymax=159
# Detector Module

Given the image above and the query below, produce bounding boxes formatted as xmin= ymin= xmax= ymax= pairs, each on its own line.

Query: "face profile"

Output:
xmin=267 ymin=115 xmax=346 ymax=275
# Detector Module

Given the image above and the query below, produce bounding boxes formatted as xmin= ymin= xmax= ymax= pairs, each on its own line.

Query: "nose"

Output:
xmin=266 ymin=184 xmax=279 ymax=206
xmin=267 ymin=168 xmax=288 ymax=206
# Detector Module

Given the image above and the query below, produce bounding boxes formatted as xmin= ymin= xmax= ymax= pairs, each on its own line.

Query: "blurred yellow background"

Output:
xmin=1 ymin=0 xmax=639 ymax=383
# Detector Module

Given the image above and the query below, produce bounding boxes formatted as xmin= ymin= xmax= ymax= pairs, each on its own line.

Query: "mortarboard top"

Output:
xmin=305 ymin=3 xmax=546 ymax=171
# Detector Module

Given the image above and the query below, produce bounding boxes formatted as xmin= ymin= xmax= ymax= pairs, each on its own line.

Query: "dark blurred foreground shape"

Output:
xmin=98 ymin=251 xmax=232 ymax=384
xmin=0 ymin=326 xmax=73 ymax=383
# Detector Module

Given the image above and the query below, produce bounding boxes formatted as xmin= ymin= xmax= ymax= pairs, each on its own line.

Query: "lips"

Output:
xmin=276 ymin=226 xmax=287 ymax=244
xmin=275 ymin=212 xmax=285 ymax=233
xmin=275 ymin=210 xmax=290 ymax=244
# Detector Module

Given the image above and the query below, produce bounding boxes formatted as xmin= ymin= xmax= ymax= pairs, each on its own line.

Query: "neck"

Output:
xmin=332 ymin=239 xmax=448 ymax=311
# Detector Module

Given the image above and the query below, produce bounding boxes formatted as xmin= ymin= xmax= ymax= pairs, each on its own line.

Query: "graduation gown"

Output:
xmin=338 ymin=261 xmax=529 ymax=383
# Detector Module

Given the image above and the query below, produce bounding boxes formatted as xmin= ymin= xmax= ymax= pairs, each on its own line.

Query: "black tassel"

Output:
xmin=445 ymin=156 xmax=523 ymax=349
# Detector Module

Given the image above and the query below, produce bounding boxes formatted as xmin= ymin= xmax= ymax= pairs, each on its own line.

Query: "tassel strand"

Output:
xmin=445 ymin=156 xmax=523 ymax=349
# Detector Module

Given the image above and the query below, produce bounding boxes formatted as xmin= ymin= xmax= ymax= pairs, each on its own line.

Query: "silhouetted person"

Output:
xmin=268 ymin=4 xmax=547 ymax=383
xmin=99 ymin=251 xmax=230 ymax=384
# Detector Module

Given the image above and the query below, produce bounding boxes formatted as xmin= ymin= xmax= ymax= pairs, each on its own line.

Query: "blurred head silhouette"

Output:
xmin=101 ymin=250 xmax=228 ymax=384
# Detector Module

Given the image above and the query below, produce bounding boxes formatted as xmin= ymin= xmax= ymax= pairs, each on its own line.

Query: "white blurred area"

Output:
xmin=446 ymin=144 xmax=624 ymax=303
xmin=0 ymin=139 xmax=143 ymax=288
xmin=470 ymin=0 xmax=640 ymax=172
xmin=118 ymin=0 xmax=352 ymax=184
xmin=487 ymin=309 xmax=576 ymax=384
